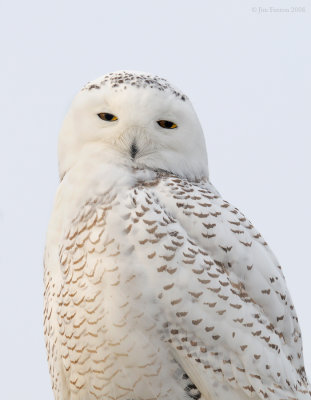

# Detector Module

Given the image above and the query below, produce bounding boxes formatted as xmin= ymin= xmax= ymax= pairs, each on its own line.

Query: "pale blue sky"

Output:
xmin=0 ymin=1 xmax=310 ymax=398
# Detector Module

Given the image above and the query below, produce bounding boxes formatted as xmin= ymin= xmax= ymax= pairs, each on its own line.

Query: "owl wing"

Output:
xmin=126 ymin=174 xmax=310 ymax=400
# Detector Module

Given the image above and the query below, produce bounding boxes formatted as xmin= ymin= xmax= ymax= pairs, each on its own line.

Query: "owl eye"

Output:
xmin=98 ymin=113 xmax=118 ymax=121
xmin=157 ymin=120 xmax=177 ymax=129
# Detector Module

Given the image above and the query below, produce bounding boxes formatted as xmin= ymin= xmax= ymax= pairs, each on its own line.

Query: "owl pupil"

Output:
xmin=105 ymin=113 xmax=114 ymax=121
xmin=165 ymin=121 xmax=173 ymax=128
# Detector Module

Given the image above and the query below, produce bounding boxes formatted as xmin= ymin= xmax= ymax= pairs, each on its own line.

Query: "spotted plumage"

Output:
xmin=44 ymin=71 xmax=310 ymax=400
xmin=82 ymin=71 xmax=187 ymax=100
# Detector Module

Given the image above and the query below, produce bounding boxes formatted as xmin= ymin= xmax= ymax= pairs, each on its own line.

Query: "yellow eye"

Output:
xmin=157 ymin=120 xmax=177 ymax=129
xmin=98 ymin=113 xmax=118 ymax=121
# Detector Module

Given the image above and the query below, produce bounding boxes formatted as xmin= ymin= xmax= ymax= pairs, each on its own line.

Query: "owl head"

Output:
xmin=58 ymin=71 xmax=208 ymax=181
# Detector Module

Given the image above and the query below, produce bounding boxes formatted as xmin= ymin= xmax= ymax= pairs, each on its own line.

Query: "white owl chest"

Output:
xmin=47 ymin=167 xmax=188 ymax=399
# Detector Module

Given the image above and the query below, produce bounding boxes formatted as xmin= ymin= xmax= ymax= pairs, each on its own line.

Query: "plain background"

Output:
xmin=0 ymin=0 xmax=310 ymax=398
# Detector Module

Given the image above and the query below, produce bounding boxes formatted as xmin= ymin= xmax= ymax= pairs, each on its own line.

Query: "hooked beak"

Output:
xmin=130 ymin=141 xmax=139 ymax=160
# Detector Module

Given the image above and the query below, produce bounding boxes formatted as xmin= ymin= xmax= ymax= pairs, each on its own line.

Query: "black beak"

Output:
xmin=130 ymin=142 xmax=138 ymax=160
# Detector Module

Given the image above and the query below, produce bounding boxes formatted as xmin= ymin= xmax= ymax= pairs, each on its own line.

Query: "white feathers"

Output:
xmin=44 ymin=71 xmax=310 ymax=400
xmin=57 ymin=70 xmax=208 ymax=182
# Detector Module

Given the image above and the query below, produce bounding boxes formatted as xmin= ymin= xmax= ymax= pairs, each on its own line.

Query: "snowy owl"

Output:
xmin=44 ymin=71 xmax=310 ymax=400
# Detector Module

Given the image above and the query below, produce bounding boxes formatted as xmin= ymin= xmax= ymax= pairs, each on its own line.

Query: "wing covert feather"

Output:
xmin=125 ymin=175 xmax=310 ymax=400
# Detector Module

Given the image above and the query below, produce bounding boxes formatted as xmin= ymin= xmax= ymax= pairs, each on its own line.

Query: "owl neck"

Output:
xmin=54 ymin=146 xmax=155 ymax=232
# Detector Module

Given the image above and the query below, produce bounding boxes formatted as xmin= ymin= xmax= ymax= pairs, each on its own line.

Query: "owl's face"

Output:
xmin=58 ymin=71 xmax=208 ymax=181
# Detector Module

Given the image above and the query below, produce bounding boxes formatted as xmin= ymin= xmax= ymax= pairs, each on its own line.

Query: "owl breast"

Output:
xmin=53 ymin=178 xmax=194 ymax=400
